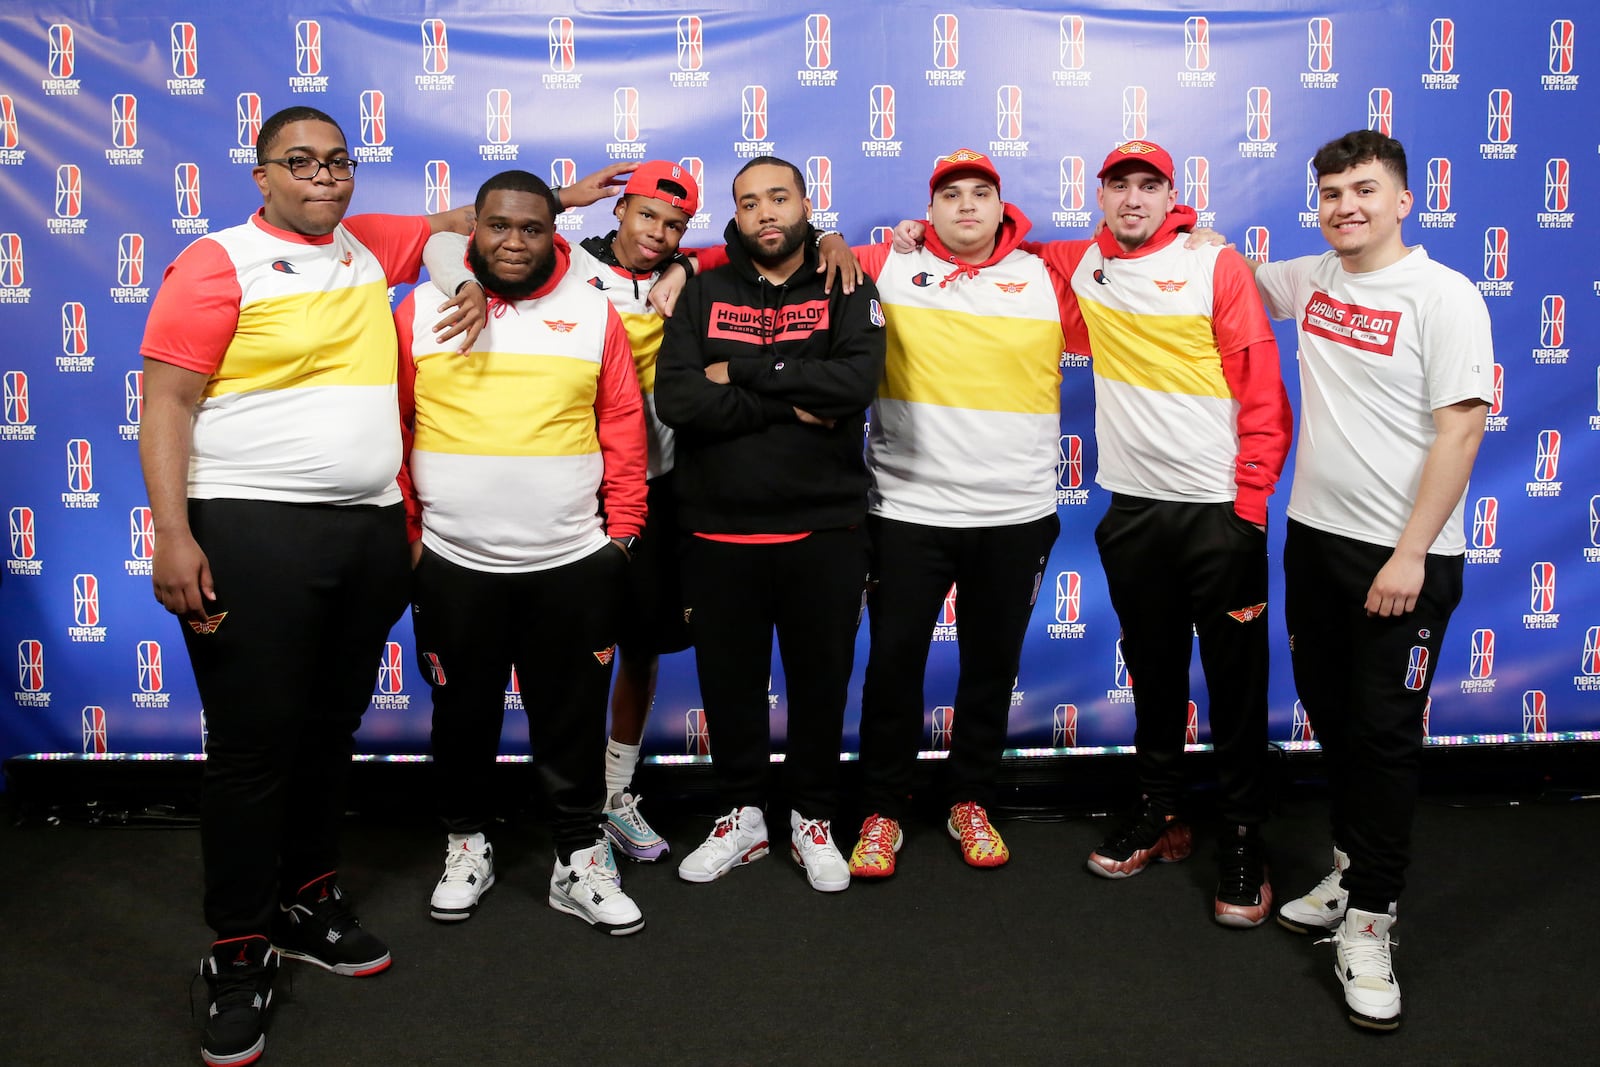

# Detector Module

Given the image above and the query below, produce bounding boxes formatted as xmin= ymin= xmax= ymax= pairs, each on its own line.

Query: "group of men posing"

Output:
xmin=138 ymin=105 xmax=1492 ymax=1067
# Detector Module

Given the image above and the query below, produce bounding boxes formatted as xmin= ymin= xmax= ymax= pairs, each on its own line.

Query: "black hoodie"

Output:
xmin=655 ymin=220 xmax=886 ymax=534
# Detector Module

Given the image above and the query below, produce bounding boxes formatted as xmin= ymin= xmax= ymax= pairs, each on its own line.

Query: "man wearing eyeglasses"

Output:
xmin=138 ymin=105 xmax=473 ymax=1067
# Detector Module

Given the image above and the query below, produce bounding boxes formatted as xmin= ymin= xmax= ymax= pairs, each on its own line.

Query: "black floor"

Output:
xmin=2 ymin=766 xmax=1597 ymax=1066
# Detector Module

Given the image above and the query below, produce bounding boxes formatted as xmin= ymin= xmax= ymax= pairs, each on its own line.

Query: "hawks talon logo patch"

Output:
xmin=994 ymin=281 xmax=1028 ymax=293
xmin=545 ymin=319 xmax=577 ymax=333
xmin=186 ymin=611 xmax=228 ymax=634
xmin=1227 ymin=602 xmax=1267 ymax=623
xmin=1153 ymin=280 xmax=1188 ymax=292
xmin=593 ymin=645 xmax=616 ymax=666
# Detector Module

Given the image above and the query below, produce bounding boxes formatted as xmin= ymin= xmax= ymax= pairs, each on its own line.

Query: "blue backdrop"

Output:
xmin=2 ymin=1 xmax=1596 ymax=770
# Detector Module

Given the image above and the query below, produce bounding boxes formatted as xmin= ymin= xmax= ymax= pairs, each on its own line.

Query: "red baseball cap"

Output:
xmin=929 ymin=148 xmax=1002 ymax=197
xmin=623 ymin=160 xmax=700 ymax=218
xmin=1097 ymin=140 xmax=1176 ymax=184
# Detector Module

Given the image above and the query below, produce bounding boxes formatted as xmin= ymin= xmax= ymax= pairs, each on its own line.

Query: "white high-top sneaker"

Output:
xmin=549 ymin=839 xmax=644 ymax=936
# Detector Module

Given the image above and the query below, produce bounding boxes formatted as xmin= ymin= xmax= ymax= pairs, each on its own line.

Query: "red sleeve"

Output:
xmin=853 ymin=242 xmax=891 ymax=280
xmin=691 ymin=243 xmax=730 ymax=272
xmin=1023 ymin=238 xmax=1093 ymax=355
xmin=594 ymin=304 xmax=648 ymax=540
xmin=1219 ymin=338 xmax=1293 ymax=525
xmin=139 ymin=238 xmax=240 ymax=374
xmin=392 ymin=293 xmax=423 ymax=543
xmin=343 ymin=214 xmax=431 ymax=286
xmin=1210 ymin=249 xmax=1278 ymax=356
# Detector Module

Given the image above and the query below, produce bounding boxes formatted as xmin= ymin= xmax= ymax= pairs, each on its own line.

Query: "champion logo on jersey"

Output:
xmin=1153 ymin=279 xmax=1188 ymax=292
xmin=586 ymin=276 xmax=607 ymax=290
xmin=271 ymin=260 xmax=297 ymax=274
xmin=544 ymin=319 xmax=577 ymax=333
xmin=186 ymin=611 xmax=228 ymax=634
xmin=1227 ymin=602 xmax=1267 ymax=622
xmin=911 ymin=271 xmax=934 ymax=287
xmin=994 ymin=281 xmax=1028 ymax=293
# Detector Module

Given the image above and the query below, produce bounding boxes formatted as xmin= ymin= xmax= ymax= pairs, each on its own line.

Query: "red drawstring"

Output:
xmin=939 ymin=261 xmax=981 ymax=287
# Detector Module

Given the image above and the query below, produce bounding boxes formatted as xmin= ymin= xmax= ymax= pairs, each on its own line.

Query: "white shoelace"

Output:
xmin=794 ymin=818 xmax=832 ymax=852
xmin=1304 ymin=864 xmax=1347 ymax=903
xmin=441 ymin=845 xmax=486 ymax=882
xmin=610 ymin=794 xmax=652 ymax=833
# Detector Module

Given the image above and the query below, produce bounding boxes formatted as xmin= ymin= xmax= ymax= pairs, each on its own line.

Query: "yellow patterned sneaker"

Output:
xmin=847 ymin=814 xmax=903 ymax=878
xmin=947 ymin=802 xmax=1010 ymax=868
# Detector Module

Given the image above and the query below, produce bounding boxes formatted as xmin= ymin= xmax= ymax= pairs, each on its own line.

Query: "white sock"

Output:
xmin=605 ymin=740 xmax=641 ymax=801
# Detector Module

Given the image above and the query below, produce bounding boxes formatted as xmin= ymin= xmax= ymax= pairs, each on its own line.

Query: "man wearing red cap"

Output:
xmin=425 ymin=160 xmax=702 ymax=874
xmin=838 ymin=149 xmax=1075 ymax=878
xmin=1058 ymin=141 xmax=1290 ymax=926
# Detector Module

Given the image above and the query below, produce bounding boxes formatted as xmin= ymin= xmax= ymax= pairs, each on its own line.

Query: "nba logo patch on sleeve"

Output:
xmin=868 ymin=298 xmax=885 ymax=328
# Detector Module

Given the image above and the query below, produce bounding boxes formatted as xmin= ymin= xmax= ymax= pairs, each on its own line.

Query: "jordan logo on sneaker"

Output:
xmin=1360 ymin=921 xmax=1378 ymax=937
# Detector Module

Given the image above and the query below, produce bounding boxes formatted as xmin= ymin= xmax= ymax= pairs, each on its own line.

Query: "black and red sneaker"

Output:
xmin=198 ymin=934 xmax=277 ymax=1067
xmin=272 ymin=872 xmax=391 ymax=977
xmin=1086 ymin=799 xmax=1193 ymax=879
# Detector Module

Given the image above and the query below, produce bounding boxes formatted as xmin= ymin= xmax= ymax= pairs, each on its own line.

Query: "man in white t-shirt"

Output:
xmin=1250 ymin=130 xmax=1493 ymax=1033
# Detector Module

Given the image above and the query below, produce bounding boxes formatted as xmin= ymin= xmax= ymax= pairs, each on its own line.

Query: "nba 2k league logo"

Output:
xmin=416 ymin=19 xmax=455 ymax=91
xmin=372 ymin=642 xmax=410 ymax=709
xmin=926 ymin=14 xmax=965 ymax=86
xmin=168 ymin=21 xmax=205 ymax=95
xmin=671 ymin=16 xmax=711 ymax=87
xmin=545 ymin=17 xmax=582 ymax=89
xmin=43 ymin=24 xmax=81 ymax=95
xmin=1460 ymin=628 xmax=1495 ymax=693
xmin=797 ymin=14 xmax=838 ymax=87
xmin=733 ymin=85 xmax=774 ymax=158
xmin=1423 ymin=18 xmax=1460 ymax=90
xmin=288 ymin=20 xmax=329 ymax=93
xmin=1524 ymin=562 xmax=1559 ymax=629
xmin=479 ymin=89 xmax=518 ymax=161
xmin=1047 ymin=571 xmax=1087 ymax=639
xmin=354 ymin=91 xmax=393 ymax=165
xmin=1301 ymin=17 xmax=1338 ymax=88
xmin=16 ymin=639 xmax=50 ymax=707
xmin=1538 ymin=158 xmax=1574 ymax=229
xmin=862 ymin=85 xmax=901 ymax=156
xmin=48 ymin=164 xmax=88 ymax=235
xmin=1239 ymin=87 xmax=1275 ymax=157
xmin=1544 ymin=19 xmax=1577 ymax=90
xmin=106 ymin=93 xmax=143 ymax=165
xmin=1179 ymin=17 xmax=1217 ymax=88
xmin=1481 ymin=88 xmax=1516 ymax=159
xmin=607 ymin=88 xmax=647 ymax=159
xmin=133 ymin=640 xmax=170 ymax=708
xmin=1053 ymin=16 xmax=1091 ymax=86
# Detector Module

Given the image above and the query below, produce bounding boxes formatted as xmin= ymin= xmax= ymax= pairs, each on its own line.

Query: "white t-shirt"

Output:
xmin=1255 ymin=247 xmax=1493 ymax=554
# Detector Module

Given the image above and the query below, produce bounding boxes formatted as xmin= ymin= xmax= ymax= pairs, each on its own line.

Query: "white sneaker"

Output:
xmin=429 ymin=833 xmax=495 ymax=922
xmin=549 ymin=839 xmax=644 ymax=936
xmin=677 ymin=806 xmax=769 ymax=883
xmin=789 ymin=811 xmax=850 ymax=893
xmin=1277 ymin=845 xmax=1350 ymax=933
xmin=1325 ymin=907 xmax=1402 ymax=1030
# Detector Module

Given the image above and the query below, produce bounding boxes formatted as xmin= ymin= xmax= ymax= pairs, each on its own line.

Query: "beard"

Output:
xmin=468 ymin=241 xmax=555 ymax=301
xmin=737 ymin=217 xmax=808 ymax=269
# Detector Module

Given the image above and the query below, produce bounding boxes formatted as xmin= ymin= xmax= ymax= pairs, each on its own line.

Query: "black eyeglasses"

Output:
xmin=262 ymin=155 xmax=359 ymax=181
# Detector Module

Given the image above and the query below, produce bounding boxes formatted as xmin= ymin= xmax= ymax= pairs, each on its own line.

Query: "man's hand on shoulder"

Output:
xmin=432 ymin=280 xmax=486 ymax=354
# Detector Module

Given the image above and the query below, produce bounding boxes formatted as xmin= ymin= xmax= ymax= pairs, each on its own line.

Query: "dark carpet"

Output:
xmin=1 ymin=771 xmax=1596 ymax=1066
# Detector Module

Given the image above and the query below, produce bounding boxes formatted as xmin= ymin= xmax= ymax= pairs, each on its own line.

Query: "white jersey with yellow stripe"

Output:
xmin=1072 ymin=240 xmax=1238 ymax=506
xmin=190 ymin=221 xmax=403 ymax=506
xmin=867 ymin=246 xmax=1064 ymax=527
xmin=404 ymin=273 xmax=616 ymax=573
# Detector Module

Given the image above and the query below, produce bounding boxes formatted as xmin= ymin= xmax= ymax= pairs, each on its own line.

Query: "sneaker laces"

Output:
xmin=795 ymin=817 xmax=831 ymax=851
xmin=1302 ymin=863 xmax=1346 ymax=903
xmin=1319 ymin=927 xmax=1400 ymax=978
xmin=609 ymin=793 xmax=653 ymax=834
xmin=576 ymin=845 xmax=625 ymax=899
xmin=441 ymin=843 xmax=484 ymax=881
xmin=859 ymin=815 xmax=897 ymax=853
xmin=951 ymin=803 xmax=995 ymax=846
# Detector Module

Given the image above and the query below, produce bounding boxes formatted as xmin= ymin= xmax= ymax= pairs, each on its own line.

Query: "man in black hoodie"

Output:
xmin=655 ymin=155 xmax=885 ymax=893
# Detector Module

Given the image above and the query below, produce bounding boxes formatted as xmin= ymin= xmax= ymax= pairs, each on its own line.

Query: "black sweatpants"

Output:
xmin=680 ymin=528 xmax=870 ymax=822
xmin=856 ymin=513 xmax=1058 ymax=819
xmin=1284 ymin=519 xmax=1463 ymax=913
xmin=412 ymin=543 xmax=625 ymax=859
xmin=183 ymin=498 xmax=410 ymax=939
xmin=1095 ymin=494 xmax=1270 ymax=826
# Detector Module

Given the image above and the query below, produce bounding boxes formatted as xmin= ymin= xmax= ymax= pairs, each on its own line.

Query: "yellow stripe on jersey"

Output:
xmin=619 ymin=309 xmax=664 ymax=394
xmin=412 ymin=350 xmax=600 ymax=457
xmin=1080 ymin=300 xmax=1229 ymax=398
xmin=207 ymin=281 xmax=397 ymax=397
xmin=880 ymin=305 xmax=1062 ymax=414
